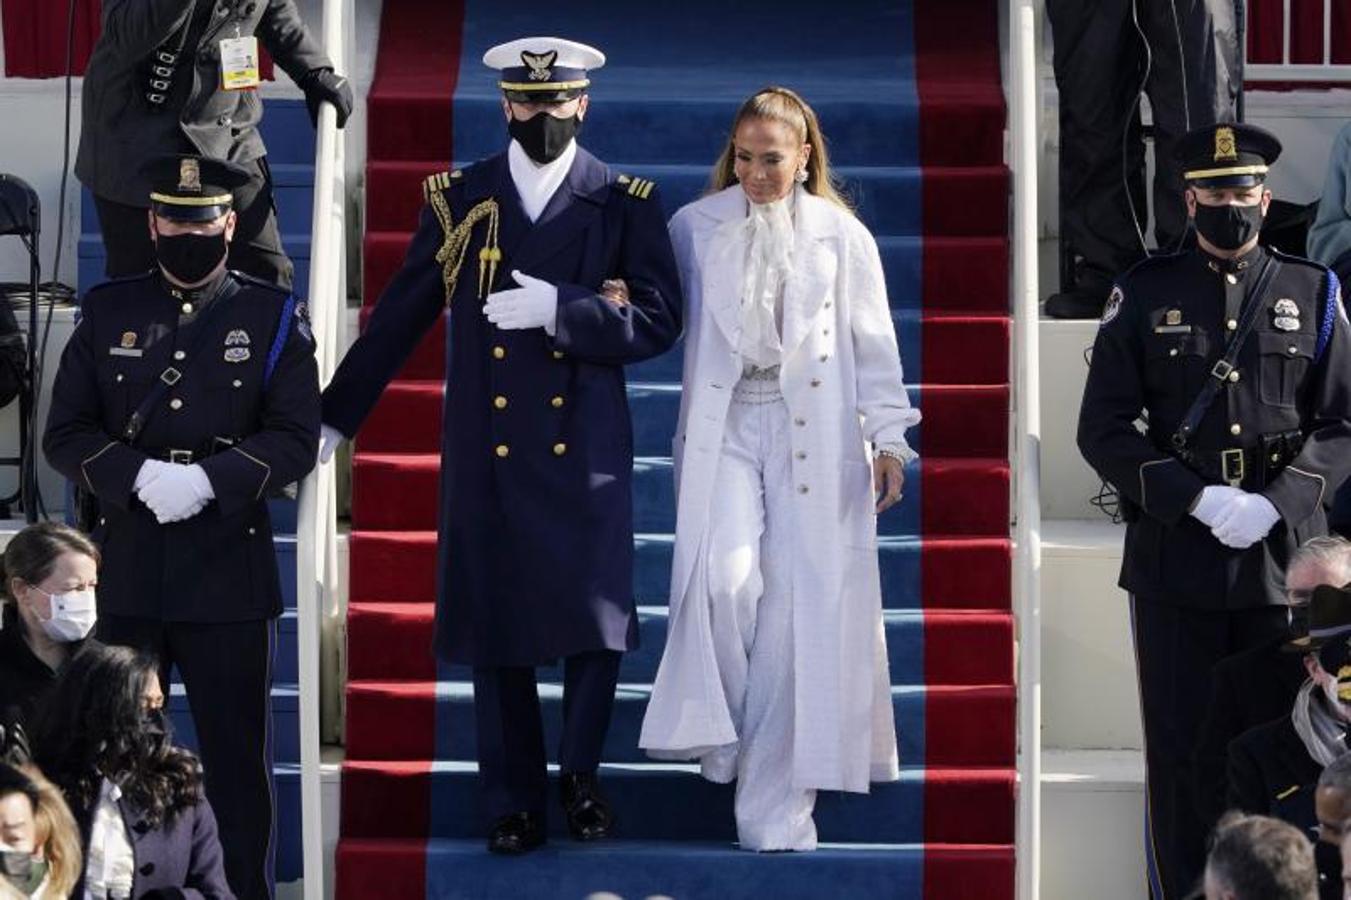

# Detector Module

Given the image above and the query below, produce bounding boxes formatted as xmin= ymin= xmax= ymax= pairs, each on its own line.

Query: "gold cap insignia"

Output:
xmin=120 ymin=331 xmax=137 ymax=349
xmin=521 ymin=50 xmax=557 ymax=82
xmin=1165 ymin=309 xmax=1182 ymax=326
xmin=1214 ymin=126 xmax=1238 ymax=163
xmin=178 ymin=158 xmax=202 ymax=193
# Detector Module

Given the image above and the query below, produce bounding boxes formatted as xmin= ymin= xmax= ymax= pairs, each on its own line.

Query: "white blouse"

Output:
xmin=734 ymin=187 xmax=796 ymax=371
xmin=84 ymin=778 xmax=134 ymax=900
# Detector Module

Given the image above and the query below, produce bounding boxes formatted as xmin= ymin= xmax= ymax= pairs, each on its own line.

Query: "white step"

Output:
xmin=1042 ymin=518 xmax=1143 ymax=751
xmin=1043 ymin=750 xmax=1147 ymax=900
xmin=1039 ymin=318 xmax=1112 ymax=520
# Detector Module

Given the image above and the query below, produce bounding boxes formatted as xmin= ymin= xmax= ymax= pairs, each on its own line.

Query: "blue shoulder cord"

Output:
xmin=263 ymin=294 xmax=297 ymax=386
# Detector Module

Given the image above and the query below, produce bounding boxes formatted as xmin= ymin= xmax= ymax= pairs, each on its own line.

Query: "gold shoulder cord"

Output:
xmin=424 ymin=183 xmax=501 ymax=304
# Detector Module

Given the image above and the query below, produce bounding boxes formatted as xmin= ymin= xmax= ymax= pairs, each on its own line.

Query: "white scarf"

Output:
xmin=1291 ymin=678 xmax=1348 ymax=767
xmin=507 ymin=138 xmax=577 ymax=223
xmin=733 ymin=187 xmax=797 ymax=370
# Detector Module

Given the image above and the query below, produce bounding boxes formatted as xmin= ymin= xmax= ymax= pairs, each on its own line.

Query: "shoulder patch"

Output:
xmin=1100 ymin=285 xmax=1124 ymax=327
xmin=422 ymin=170 xmax=463 ymax=202
xmin=294 ymin=299 xmax=313 ymax=343
xmin=615 ymin=174 xmax=655 ymax=200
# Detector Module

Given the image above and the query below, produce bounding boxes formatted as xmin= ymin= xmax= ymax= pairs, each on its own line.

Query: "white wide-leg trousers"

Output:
xmin=699 ymin=376 xmax=817 ymax=852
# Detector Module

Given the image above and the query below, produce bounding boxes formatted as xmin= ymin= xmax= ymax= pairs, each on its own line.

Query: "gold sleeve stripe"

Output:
xmin=423 ymin=171 xmax=461 ymax=202
xmin=639 ymin=180 xmax=655 ymax=199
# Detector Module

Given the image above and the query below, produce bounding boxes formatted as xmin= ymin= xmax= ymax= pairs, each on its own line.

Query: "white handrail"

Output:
xmin=296 ymin=0 xmax=349 ymax=895
xmin=1009 ymin=3 xmax=1042 ymax=899
xmin=1245 ymin=0 xmax=1351 ymax=81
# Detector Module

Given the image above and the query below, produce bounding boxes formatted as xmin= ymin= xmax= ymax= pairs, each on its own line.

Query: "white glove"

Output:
xmin=134 ymin=459 xmax=172 ymax=493
xmin=318 ymin=423 xmax=345 ymax=465
xmin=1210 ymin=492 xmax=1282 ymax=549
xmin=136 ymin=463 xmax=215 ymax=524
xmin=1190 ymin=485 xmax=1245 ymax=528
xmin=483 ymin=270 xmax=559 ymax=335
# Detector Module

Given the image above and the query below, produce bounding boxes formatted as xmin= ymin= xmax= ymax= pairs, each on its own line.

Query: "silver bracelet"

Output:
xmin=873 ymin=445 xmax=909 ymax=463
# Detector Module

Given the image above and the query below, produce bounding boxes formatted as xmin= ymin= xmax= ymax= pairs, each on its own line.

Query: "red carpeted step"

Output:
xmin=346 ymin=601 xmax=436 ymax=682
xmin=355 ymin=380 xmax=442 ymax=453
xmin=924 ymin=611 xmax=1014 ymax=686
xmin=348 ymin=531 xmax=439 ymax=607
xmin=366 ymin=230 xmax=1011 ymax=319
xmin=922 ymin=315 xmax=1009 ymax=385
xmin=922 ymin=458 xmax=1010 ymax=537
xmin=351 ymin=453 xmax=440 ymax=530
xmin=335 ymin=838 xmax=426 ymax=900
xmin=355 ymin=306 xmax=446 ymax=384
xmin=920 ymin=537 xmax=1012 ymax=611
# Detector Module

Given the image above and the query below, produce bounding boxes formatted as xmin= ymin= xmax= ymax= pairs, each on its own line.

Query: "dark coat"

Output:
xmin=1078 ymin=246 xmax=1351 ymax=609
xmin=1227 ymin=714 xmax=1342 ymax=900
xmin=322 ymin=147 xmax=682 ymax=665
xmin=43 ymin=271 xmax=320 ymax=622
xmin=75 ymin=792 xmax=234 ymax=900
xmin=76 ymin=0 xmax=331 ymax=207
xmin=0 ymin=604 xmax=94 ymax=757
xmin=1194 ymin=634 xmax=1309 ymax=826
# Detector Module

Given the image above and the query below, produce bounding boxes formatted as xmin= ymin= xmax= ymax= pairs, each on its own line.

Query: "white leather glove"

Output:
xmin=1210 ymin=492 xmax=1282 ymax=549
xmin=1190 ymin=485 xmax=1245 ymax=528
xmin=318 ymin=423 xmax=345 ymax=465
xmin=136 ymin=463 xmax=214 ymax=524
xmin=483 ymin=270 xmax=559 ymax=335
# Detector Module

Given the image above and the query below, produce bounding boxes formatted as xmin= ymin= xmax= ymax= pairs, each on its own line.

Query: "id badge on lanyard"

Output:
xmin=219 ymin=31 xmax=260 ymax=91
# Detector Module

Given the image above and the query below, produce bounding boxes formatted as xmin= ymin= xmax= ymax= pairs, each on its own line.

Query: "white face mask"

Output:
xmin=32 ymin=586 xmax=97 ymax=643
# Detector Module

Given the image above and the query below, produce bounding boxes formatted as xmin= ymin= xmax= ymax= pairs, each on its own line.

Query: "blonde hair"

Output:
xmin=0 ymin=765 xmax=82 ymax=899
xmin=708 ymin=86 xmax=852 ymax=212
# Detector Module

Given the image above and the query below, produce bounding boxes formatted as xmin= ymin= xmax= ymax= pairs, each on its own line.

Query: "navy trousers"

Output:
xmin=99 ymin=614 xmax=277 ymax=900
xmin=1130 ymin=596 xmax=1288 ymax=900
xmin=473 ymin=649 xmax=622 ymax=822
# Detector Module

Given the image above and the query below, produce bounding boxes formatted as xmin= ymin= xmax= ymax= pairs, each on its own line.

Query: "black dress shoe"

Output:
xmin=559 ymin=772 xmax=615 ymax=841
xmin=487 ymin=811 xmax=546 ymax=855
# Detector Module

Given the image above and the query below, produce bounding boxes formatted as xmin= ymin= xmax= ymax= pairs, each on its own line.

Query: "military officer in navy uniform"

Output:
xmin=318 ymin=38 xmax=682 ymax=854
xmin=43 ymin=154 xmax=320 ymax=899
xmin=1078 ymin=122 xmax=1351 ymax=899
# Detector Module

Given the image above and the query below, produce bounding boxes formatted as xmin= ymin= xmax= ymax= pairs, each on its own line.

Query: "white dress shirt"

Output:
xmin=84 ymin=778 xmax=135 ymax=900
xmin=507 ymin=137 xmax=577 ymax=222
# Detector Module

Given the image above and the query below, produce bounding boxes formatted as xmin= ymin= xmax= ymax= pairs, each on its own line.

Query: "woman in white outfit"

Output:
xmin=638 ymin=86 xmax=920 ymax=851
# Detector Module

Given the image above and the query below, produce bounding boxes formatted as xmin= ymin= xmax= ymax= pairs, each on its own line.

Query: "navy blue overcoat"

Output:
xmin=322 ymin=146 xmax=682 ymax=665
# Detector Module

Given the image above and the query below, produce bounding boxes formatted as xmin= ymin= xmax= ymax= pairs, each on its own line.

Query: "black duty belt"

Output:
xmin=1171 ymin=429 xmax=1305 ymax=489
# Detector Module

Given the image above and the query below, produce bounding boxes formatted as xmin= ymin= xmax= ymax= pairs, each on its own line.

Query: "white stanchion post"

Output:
xmin=1011 ymin=3 xmax=1042 ymax=899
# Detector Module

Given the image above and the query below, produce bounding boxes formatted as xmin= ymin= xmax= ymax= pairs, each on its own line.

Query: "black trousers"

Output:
xmin=1130 ymin=596 xmax=1288 ymax=900
xmin=1047 ymin=0 xmax=1240 ymax=291
xmin=473 ymin=649 xmax=622 ymax=822
xmin=99 ymin=614 xmax=277 ymax=900
xmin=93 ymin=156 xmax=294 ymax=289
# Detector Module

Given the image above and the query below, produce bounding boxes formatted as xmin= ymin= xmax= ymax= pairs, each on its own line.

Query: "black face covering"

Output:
xmin=155 ymin=229 xmax=228 ymax=285
xmin=509 ymin=111 xmax=581 ymax=165
xmin=1193 ymin=201 xmax=1264 ymax=251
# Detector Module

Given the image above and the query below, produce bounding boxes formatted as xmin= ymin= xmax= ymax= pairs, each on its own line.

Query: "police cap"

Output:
xmin=143 ymin=154 xmax=251 ymax=222
xmin=484 ymin=37 xmax=605 ymax=103
xmin=1176 ymin=122 xmax=1283 ymax=189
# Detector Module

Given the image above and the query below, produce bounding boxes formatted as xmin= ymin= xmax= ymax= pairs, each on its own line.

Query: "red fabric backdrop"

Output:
xmin=2 ymin=0 xmax=275 ymax=79
xmin=1248 ymin=0 xmax=1351 ymax=66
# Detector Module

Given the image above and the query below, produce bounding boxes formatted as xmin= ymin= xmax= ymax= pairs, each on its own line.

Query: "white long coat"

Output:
xmin=639 ymin=185 xmax=920 ymax=793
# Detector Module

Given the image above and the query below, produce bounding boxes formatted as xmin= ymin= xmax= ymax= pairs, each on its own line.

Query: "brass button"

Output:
xmin=495 ymin=444 xmax=510 ymax=458
xmin=553 ymin=443 xmax=567 ymax=456
xmin=1271 ymin=452 xmax=1281 ymax=463
xmin=492 ymin=346 xmax=506 ymax=360
xmin=1230 ymin=423 xmax=1242 ymax=436
xmin=1226 ymin=319 xmax=1238 ymax=331
xmin=232 ymin=379 xmax=242 ymax=388
xmin=169 ymin=398 xmax=183 ymax=410
xmin=493 ymin=396 xmax=508 ymax=410
xmin=181 ymin=303 xmax=193 ymax=314
xmin=810 ymin=378 xmax=821 ymax=387
xmin=116 ymin=373 xmax=124 ymax=383
xmin=1228 ymin=370 xmax=1240 ymax=383
xmin=798 ymin=485 xmax=809 ymax=494
xmin=247 ymin=527 xmax=256 ymax=535
xmin=1288 ymin=345 xmax=1299 ymax=355
xmin=1226 ymin=273 xmax=1237 ymax=285
xmin=173 ymin=350 xmax=186 ymax=361
xmin=552 ymin=351 xmax=565 ymax=360
xmin=1168 ymin=348 xmax=1178 ymax=357
xmin=794 ymin=417 xmax=806 ymax=426
xmin=551 ymin=396 xmax=565 ymax=408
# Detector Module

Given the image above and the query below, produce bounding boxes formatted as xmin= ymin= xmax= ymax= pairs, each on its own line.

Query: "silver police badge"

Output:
xmin=225 ymin=329 xmax=251 ymax=347
xmin=224 ymin=346 xmax=251 ymax=363
xmin=1274 ymin=299 xmax=1300 ymax=317
xmin=1274 ymin=316 xmax=1300 ymax=332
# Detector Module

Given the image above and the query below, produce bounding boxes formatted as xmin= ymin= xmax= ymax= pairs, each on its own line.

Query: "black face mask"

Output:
xmin=1193 ymin=201 xmax=1264 ymax=251
xmin=155 ymin=230 xmax=228 ymax=285
xmin=508 ymin=111 xmax=581 ymax=165
xmin=142 ymin=706 xmax=167 ymax=736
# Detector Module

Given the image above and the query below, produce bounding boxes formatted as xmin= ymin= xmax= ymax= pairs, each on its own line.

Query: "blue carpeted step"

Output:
xmin=345 ymin=677 xmax=1015 ymax=767
xmin=337 ymin=837 xmax=1015 ymax=900
xmin=341 ymin=760 xmax=1014 ymax=845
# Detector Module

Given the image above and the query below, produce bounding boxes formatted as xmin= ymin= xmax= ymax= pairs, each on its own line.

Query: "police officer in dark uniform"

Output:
xmin=43 ymin=154 xmax=320 ymax=899
xmin=319 ymin=37 xmax=681 ymax=855
xmin=77 ymin=0 xmax=354 ymax=287
xmin=1227 ymin=585 xmax=1351 ymax=900
xmin=1078 ymin=122 xmax=1351 ymax=898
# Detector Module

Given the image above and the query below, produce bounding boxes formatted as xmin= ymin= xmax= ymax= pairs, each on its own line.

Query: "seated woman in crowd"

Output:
xmin=0 ymin=523 xmax=100 ymax=759
xmin=30 ymin=644 xmax=233 ymax=900
xmin=0 ymin=760 xmax=82 ymax=900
